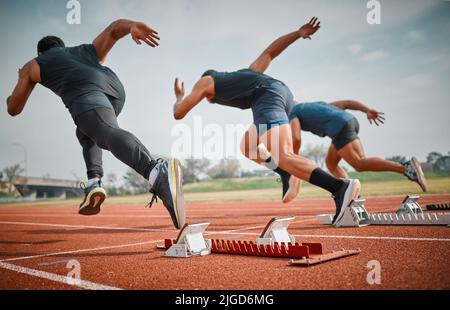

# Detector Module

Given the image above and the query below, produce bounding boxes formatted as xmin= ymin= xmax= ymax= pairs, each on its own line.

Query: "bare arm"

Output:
xmin=249 ymin=17 xmax=321 ymax=73
xmin=7 ymin=60 xmax=40 ymax=116
xmin=290 ymin=118 xmax=302 ymax=154
xmin=330 ymin=100 xmax=386 ymax=126
xmin=93 ymin=19 xmax=160 ymax=64
xmin=173 ymin=77 xmax=213 ymax=120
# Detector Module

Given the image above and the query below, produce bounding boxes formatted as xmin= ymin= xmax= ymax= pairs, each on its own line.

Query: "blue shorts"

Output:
xmin=251 ymin=81 xmax=295 ymax=135
xmin=332 ymin=117 xmax=360 ymax=150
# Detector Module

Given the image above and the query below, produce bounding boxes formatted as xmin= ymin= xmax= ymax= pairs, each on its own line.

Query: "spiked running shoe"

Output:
xmin=79 ymin=180 xmax=106 ymax=216
xmin=148 ymin=158 xmax=185 ymax=229
xmin=403 ymin=157 xmax=428 ymax=192
xmin=332 ymin=179 xmax=361 ymax=226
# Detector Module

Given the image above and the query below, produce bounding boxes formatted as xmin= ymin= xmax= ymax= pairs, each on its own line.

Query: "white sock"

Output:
xmin=257 ymin=144 xmax=277 ymax=170
xmin=87 ymin=177 xmax=100 ymax=187
xmin=148 ymin=165 xmax=160 ymax=188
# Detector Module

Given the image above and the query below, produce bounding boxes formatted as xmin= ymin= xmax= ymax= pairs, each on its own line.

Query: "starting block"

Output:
xmin=163 ymin=222 xmax=212 ymax=258
xmin=256 ymin=216 xmax=296 ymax=246
xmin=397 ymin=195 xmax=423 ymax=215
xmin=316 ymin=195 xmax=450 ymax=227
xmin=158 ymin=217 xmax=361 ymax=266
xmin=316 ymin=199 xmax=370 ymax=227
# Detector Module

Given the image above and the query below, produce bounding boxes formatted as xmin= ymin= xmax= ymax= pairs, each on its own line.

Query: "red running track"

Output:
xmin=0 ymin=195 xmax=449 ymax=290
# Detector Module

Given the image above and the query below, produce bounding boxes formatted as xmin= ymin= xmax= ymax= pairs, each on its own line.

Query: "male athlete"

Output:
xmin=287 ymin=100 xmax=427 ymax=192
xmin=172 ymin=18 xmax=361 ymax=226
xmin=6 ymin=19 xmax=185 ymax=229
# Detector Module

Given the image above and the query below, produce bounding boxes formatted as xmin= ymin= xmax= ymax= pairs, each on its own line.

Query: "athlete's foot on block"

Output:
xmin=283 ymin=176 xmax=302 ymax=204
xmin=79 ymin=180 xmax=106 ymax=216
xmin=403 ymin=157 xmax=428 ymax=192
xmin=332 ymin=179 xmax=361 ymax=226
xmin=148 ymin=158 xmax=185 ymax=229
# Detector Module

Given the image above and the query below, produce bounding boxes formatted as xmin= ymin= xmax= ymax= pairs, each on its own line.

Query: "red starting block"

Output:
xmin=157 ymin=217 xmax=361 ymax=266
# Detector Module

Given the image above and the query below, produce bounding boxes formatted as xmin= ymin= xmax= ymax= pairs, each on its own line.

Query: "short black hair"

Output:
xmin=37 ymin=36 xmax=65 ymax=55
xmin=201 ymin=69 xmax=217 ymax=78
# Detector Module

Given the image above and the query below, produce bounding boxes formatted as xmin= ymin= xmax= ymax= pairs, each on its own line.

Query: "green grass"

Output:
xmin=184 ymin=172 xmax=449 ymax=193
xmin=1 ymin=173 xmax=449 ymax=207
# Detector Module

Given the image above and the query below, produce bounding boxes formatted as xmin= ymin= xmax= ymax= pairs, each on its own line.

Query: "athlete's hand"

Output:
xmin=298 ymin=17 xmax=321 ymax=39
xmin=174 ymin=78 xmax=185 ymax=99
xmin=130 ymin=22 xmax=160 ymax=47
xmin=367 ymin=109 xmax=385 ymax=126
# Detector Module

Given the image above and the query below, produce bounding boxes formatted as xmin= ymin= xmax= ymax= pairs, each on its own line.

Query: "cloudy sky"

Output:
xmin=0 ymin=0 xmax=449 ymax=181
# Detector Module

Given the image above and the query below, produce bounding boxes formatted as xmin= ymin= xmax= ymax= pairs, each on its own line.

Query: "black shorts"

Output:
xmin=332 ymin=118 xmax=360 ymax=151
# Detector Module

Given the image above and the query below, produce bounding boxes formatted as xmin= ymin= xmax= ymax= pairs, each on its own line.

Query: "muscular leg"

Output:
xmin=240 ymin=124 xmax=267 ymax=165
xmin=75 ymin=107 xmax=157 ymax=179
xmin=241 ymin=124 xmax=303 ymax=202
xmin=260 ymin=124 xmax=317 ymax=180
xmin=76 ymin=128 xmax=104 ymax=179
xmin=338 ymin=139 xmax=405 ymax=174
xmin=326 ymin=144 xmax=348 ymax=179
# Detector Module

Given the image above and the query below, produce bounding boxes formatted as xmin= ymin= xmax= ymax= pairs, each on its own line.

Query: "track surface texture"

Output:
xmin=1 ymin=195 xmax=449 ymax=290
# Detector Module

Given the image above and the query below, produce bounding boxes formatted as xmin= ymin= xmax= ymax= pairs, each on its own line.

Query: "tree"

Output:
xmin=207 ymin=158 xmax=240 ymax=179
xmin=105 ymin=173 xmax=119 ymax=196
xmin=123 ymin=169 xmax=149 ymax=194
xmin=426 ymin=152 xmax=442 ymax=165
xmin=3 ymin=164 xmax=24 ymax=194
xmin=302 ymin=144 xmax=327 ymax=169
xmin=386 ymin=155 xmax=407 ymax=164
xmin=425 ymin=151 xmax=450 ymax=174
xmin=105 ymin=173 xmax=117 ymax=187
xmin=434 ymin=156 xmax=450 ymax=174
xmin=183 ymin=158 xmax=210 ymax=184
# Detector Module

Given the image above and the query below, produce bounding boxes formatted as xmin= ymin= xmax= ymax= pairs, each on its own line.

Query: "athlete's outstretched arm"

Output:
xmin=173 ymin=77 xmax=212 ymax=120
xmin=330 ymin=100 xmax=386 ymax=126
xmin=7 ymin=60 xmax=40 ymax=116
xmin=93 ymin=19 xmax=160 ymax=64
xmin=249 ymin=17 xmax=321 ymax=73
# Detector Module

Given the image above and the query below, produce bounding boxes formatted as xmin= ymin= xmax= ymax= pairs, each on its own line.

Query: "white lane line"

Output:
xmin=0 ymin=221 xmax=175 ymax=233
xmin=209 ymin=231 xmax=450 ymax=242
xmin=0 ymin=216 xmax=314 ymax=234
xmin=207 ymin=217 xmax=316 ymax=234
xmin=0 ymin=239 xmax=164 ymax=262
xmin=293 ymin=234 xmax=450 ymax=242
xmin=0 ymin=219 xmax=312 ymax=263
xmin=0 ymin=262 xmax=122 ymax=290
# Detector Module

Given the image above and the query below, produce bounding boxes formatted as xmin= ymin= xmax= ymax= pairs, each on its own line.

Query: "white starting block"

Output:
xmin=316 ymin=199 xmax=370 ymax=227
xmin=316 ymin=195 xmax=450 ymax=227
xmin=164 ymin=222 xmax=212 ymax=258
xmin=256 ymin=216 xmax=296 ymax=246
xmin=396 ymin=195 xmax=423 ymax=215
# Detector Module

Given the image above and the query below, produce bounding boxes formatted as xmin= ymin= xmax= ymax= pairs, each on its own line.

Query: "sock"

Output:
xmin=86 ymin=177 xmax=100 ymax=188
xmin=257 ymin=144 xmax=289 ymax=177
xmin=148 ymin=165 xmax=160 ymax=188
xmin=309 ymin=168 xmax=344 ymax=194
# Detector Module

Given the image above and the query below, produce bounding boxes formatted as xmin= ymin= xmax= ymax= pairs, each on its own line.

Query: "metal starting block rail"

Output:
xmin=157 ymin=217 xmax=361 ymax=266
xmin=316 ymin=195 xmax=450 ymax=227
xmin=426 ymin=203 xmax=450 ymax=211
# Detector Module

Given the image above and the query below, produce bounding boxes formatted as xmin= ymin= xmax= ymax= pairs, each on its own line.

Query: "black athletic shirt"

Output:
xmin=209 ymin=69 xmax=280 ymax=109
xmin=35 ymin=44 xmax=125 ymax=118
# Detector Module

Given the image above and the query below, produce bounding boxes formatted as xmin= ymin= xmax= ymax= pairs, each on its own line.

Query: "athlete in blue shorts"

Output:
xmin=288 ymin=100 xmax=428 ymax=192
xmin=172 ymin=18 xmax=361 ymax=226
